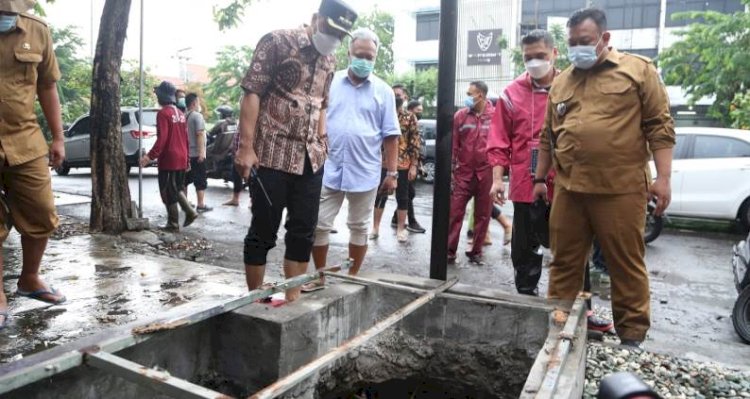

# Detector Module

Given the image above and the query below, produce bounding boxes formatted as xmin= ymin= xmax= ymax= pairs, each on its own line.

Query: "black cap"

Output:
xmin=154 ymin=81 xmax=177 ymax=104
xmin=319 ymin=0 xmax=357 ymax=37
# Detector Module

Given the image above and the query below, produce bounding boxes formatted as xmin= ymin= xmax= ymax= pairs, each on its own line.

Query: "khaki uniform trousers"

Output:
xmin=0 ymin=153 xmax=58 ymax=242
xmin=548 ymin=186 xmax=650 ymax=341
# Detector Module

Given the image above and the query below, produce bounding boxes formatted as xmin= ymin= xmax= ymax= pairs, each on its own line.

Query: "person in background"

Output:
xmin=467 ymin=202 xmax=512 ymax=246
xmin=533 ymin=8 xmax=674 ymax=348
xmin=140 ymin=81 xmax=198 ymax=231
xmin=234 ymin=0 xmax=357 ymax=302
xmin=305 ymin=28 xmax=399 ymax=291
xmin=175 ymin=89 xmax=187 ymax=113
xmin=448 ymin=81 xmax=494 ymax=265
xmin=0 ymin=0 xmax=69 ymax=328
xmin=371 ymin=84 xmax=420 ymax=243
xmin=184 ymin=93 xmax=212 ymax=212
xmin=407 ymin=99 xmax=423 ymax=120
xmin=488 ymin=29 xmax=558 ymax=296
xmin=209 ymin=106 xmax=246 ymax=207
xmin=389 ymin=99 xmax=426 ymax=234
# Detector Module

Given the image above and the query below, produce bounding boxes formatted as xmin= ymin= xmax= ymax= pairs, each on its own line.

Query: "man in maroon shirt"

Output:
xmin=448 ymin=81 xmax=495 ymax=265
xmin=140 ymin=81 xmax=198 ymax=230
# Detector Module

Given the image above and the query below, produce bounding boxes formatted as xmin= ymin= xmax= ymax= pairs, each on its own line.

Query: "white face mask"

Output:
xmin=312 ymin=24 xmax=341 ymax=56
xmin=525 ymin=59 xmax=552 ymax=80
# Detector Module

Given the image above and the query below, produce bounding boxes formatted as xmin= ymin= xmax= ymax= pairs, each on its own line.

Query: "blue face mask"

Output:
xmin=350 ymin=57 xmax=375 ymax=79
xmin=569 ymin=37 xmax=602 ymax=70
xmin=0 ymin=14 xmax=18 ymax=33
xmin=177 ymin=98 xmax=186 ymax=108
xmin=464 ymin=96 xmax=475 ymax=109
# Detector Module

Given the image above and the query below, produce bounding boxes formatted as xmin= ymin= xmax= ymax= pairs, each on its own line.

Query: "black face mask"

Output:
xmin=395 ymin=96 xmax=404 ymax=109
xmin=414 ymin=113 xmax=422 ymax=120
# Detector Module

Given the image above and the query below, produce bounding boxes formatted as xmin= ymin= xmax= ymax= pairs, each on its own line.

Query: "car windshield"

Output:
xmin=135 ymin=110 xmax=158 ymax=127
xmin=419 ymin=121 xmax=437 ymax=140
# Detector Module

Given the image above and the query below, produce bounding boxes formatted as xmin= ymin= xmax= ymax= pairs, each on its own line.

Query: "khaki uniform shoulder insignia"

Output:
xmin=624 ymin=52 xmax=653 ymax=64
xmin=19 ymin=12 xmax=49 ymax=27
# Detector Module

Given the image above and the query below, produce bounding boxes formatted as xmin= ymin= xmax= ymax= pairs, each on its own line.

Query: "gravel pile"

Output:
xmin=585 ymin=343 xmax=750 ymax=398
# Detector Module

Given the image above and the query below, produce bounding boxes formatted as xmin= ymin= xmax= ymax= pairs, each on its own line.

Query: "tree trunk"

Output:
xmin=89 ymin=0 xmax=133 ymax=233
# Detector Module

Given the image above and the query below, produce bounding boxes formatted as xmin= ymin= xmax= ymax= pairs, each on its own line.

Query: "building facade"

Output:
xmin=392 ymin=0 xmax=745 ymax=104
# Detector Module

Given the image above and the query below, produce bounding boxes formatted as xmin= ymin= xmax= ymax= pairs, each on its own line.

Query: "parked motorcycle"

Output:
xmin=731 ymin=233 xmax=750 ymax=343
xmin=204 ymin=117 xmax=238 ymax=183
xmin=644 ymin=199 xmax=664 ymax=244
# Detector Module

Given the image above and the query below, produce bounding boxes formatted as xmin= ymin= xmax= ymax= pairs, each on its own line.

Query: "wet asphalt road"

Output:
xmin=49 ymin=169 xmax=750 ymax=369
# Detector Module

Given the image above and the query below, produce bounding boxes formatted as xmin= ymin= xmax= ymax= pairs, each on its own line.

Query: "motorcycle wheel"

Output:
xmin=644 ymin=203 xmax=663 ymax=244
xmin=733 ymin=286 xmax=750 ymax=344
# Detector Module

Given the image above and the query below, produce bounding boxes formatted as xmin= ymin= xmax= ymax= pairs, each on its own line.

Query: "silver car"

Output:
xmin=55 ymin=107 xmax=159 ymax=176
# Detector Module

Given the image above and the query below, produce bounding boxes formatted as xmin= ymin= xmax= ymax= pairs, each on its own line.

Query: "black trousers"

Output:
xmin=231 ymin=166 xmax=245 ymax=194
xmin=511 ymin=202 xmax=543 ymax=295
xmin=158 ymin=170 xmax=186 ymax=206
xmin=243 ymin=156 xmax=323 ymax=265
xmin=374 ymin=169 xmax=409 ymax=210
xmin=185 ymin=157 xmax=208 ymax=190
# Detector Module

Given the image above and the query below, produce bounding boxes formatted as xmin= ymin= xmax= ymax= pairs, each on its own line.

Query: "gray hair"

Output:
xmin=349 ymin=27 xmax=380 ymax=50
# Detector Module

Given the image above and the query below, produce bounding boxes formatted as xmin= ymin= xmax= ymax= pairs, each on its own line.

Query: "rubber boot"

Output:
xmin=177 ymin=192 xmax=199 ymax=227
xmin=163 ymin=203 xmax=180 ymax=231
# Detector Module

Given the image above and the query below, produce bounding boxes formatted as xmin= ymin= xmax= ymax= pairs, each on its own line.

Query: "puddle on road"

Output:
xmin=0 ymin=234 xmax=246 ymax=364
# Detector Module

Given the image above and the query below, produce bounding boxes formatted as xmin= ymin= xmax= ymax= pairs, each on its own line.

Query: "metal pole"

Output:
xmin=429 ymin=0 xmax=458 ymax=281
xmin=137 ymin=0 xmax=144 ymax=218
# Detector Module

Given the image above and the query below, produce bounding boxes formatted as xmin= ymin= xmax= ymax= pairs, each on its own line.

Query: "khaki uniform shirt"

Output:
xmin=0 ymin=13 xmax=60 ymax=166
xmin=540 ymin=49 xmax=675 ymax=194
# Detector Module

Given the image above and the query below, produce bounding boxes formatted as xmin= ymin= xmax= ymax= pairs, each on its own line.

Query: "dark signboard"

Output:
xmin=467 ymin=29 xmax=502 ymax=66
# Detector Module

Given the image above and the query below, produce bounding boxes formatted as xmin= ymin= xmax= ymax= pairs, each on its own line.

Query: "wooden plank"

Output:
xmin=248 ymin=277 xmax=459 ymax=399
xmin=86 ymin=351 xmax=233 ymax=399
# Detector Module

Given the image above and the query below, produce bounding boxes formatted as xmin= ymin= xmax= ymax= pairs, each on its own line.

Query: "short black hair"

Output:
xmin=392 ymin=83 xmax=409 ymax=96
xmin=406 ymin=99 xmax=422 ymax=111
xmin=568 ymin=8 xmax=607 ymax=32
xmin=186 ymin=93 xmax=199 ymax=108
xmin=470 ymin=81 xmax=488 ymax=97
xmin=521 ymin=29 xmax=554 ymax=48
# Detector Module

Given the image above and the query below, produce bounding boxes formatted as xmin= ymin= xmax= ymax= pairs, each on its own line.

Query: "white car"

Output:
xmin=55 ymin=107 xmax=159 ymax=176
xmin=649 ymin=127 xmax=750 ymax=228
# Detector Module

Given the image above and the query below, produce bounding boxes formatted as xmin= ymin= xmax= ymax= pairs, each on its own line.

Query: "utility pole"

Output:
xmin=429 ymin=0 xmax=458 ymax=281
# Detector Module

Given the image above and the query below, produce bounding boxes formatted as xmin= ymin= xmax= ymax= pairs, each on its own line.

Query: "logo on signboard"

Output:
xmin=476 ymin=31 xmax=493 ymax=52
xmin=467 ymin=29 xmax=503 ymax=66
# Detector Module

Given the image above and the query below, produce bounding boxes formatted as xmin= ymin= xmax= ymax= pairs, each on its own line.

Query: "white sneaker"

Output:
xmin=397 ymin=230 xmax=408 ymax=243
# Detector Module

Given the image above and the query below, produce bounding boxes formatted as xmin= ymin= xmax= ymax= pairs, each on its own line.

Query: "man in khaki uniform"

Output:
xmin=533 ymin=8 xmax=674 ymax=347
xmin=0 ymin=0 xmax=67 ymax=328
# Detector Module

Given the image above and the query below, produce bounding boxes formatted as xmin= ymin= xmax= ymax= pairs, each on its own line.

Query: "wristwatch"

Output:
xmin=386 ymin=171 xmax=398 ymax=179
xmin=532 ymin=177 xmax=546 ymax=184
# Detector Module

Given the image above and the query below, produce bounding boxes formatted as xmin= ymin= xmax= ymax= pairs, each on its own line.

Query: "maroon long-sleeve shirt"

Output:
xmin=148 ymin=105 xmax=188 ymax=171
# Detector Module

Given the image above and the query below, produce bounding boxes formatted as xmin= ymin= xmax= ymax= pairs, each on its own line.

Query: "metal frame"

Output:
xmin=0 ymin=272 xmax=584 ymax=399
xmin=85 ymin=351 xmax=231 ymax=399
xmin=0 ymin=270 xmax=325 ymax=395
xmin=248 ymin=277 xmax=459 ymax=399
xmin=536 ymin=298 xmax=587 ymax=398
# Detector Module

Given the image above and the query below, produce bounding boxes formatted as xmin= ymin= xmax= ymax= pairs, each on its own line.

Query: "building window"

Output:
xmin=416 ymin=12 xmax=440 ymax=41
xmin=591 ymin=0 xmax=661 ymax=29
xmin=415 ymin=62 xmax=438 ymax=72
xmin=520 ymin=0 xmax=588 ymax=34
xmin=625 ymin=48 xmax=659 ymax=60
xmin=666 ymin=0 xmax=745 ymax=27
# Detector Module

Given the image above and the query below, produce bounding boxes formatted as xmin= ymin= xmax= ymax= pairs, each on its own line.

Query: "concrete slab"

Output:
xmin=0 ymin=233 xmax=246 ymax=364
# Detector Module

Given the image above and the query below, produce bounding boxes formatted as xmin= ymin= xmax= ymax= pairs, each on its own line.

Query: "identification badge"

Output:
xmin=556 ymin=102 xmax=567 ymax=117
